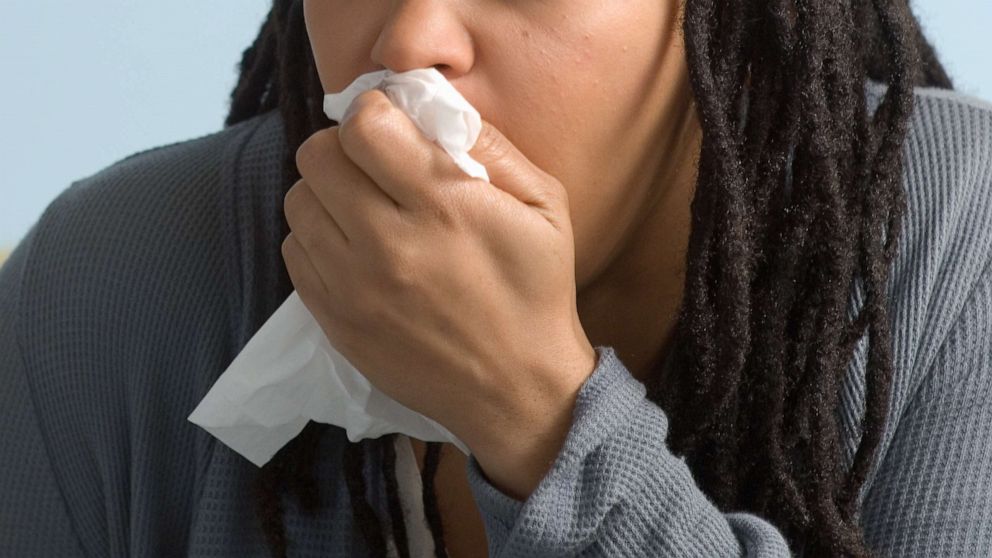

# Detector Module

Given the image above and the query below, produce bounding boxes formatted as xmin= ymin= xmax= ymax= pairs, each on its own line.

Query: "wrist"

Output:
xmin=468 ymin=340 xmax=598 ymax=500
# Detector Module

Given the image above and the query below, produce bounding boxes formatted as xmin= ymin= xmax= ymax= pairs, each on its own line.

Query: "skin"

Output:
xmin=291 ymin=0 xmax=701 ymax=553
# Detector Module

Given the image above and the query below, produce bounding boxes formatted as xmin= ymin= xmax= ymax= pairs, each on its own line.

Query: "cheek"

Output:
xmin=305 ymin=1 xmax=386 ymax=93
xmin=494 ymin=4 xmax=668 ymax=177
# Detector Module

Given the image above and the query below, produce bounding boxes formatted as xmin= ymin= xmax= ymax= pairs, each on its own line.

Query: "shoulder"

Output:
xmin=903 ymin=84 xmax=992 ymax=292
xmin=17 ymin=110 xmax=285 ymax=345
xmin=20 ymin=110 xmax=283 ymax=274
xmin=867 ymin=82 xmax=992 ymax=408
xmin=10 ymin=107 xmax=288 ymax=470
xmin=2 ymin=110 xmax=294 ymax=555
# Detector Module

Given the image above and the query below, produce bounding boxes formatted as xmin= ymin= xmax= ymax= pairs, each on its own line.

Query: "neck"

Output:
xmin=576 ymin=87 xmax=702 ymax=383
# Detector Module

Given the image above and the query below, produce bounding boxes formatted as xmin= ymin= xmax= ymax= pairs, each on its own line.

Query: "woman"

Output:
xmin=0 ymin=0 xmax=989 ymax=557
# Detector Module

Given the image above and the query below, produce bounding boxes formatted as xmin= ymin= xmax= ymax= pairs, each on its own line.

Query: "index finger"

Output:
xmin=337 ymin=89 xmax=471 ymax=211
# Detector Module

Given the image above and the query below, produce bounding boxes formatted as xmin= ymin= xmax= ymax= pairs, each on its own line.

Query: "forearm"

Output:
xmin=466 ymin=345 xmax=793 ymax=557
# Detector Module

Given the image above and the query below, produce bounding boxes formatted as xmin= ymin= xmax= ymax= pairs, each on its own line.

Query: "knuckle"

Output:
xmin=431 ymin=187 xmax=468 ymax=226
xmin=281 ymin=234 xmax=293 ymax=258
xmin=338 ymin=94 xmax=395 ymax=150
xmin=284 ymin=180 xmax=316 ymax=231
xmin=285 ymin=206 xmax=322 ymax=253
xmin=379 ymin=244 xmax=419 ymax=290
xmin=556 ymin=183 xmax=571 ymax=211
xmin=295 ymin=129 xmax=336 ymax=176
xmin=545 ymin=178 xmax=571 ymax=213
xmin=473 ymin=123 xmax=511 ymax=161
xmin=294 ymin=220 xmax=322 ymax=253
xmin=295 ymin=137 xmax=316 ymax=176
xmin=534 ymin=183 xmax=561 ymax=210
xmin=283 ymin=180 xmax=306 ymax=217
xmin=281 ymin=233 xmax=304 ymax=265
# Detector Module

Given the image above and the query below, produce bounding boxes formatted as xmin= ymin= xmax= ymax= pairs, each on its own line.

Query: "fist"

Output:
xmin=282 ymin=88 xmax=597 ymax=498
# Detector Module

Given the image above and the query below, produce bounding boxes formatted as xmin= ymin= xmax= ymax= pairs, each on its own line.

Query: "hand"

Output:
xmin=282 ymin=88 xmax=598 ymax=499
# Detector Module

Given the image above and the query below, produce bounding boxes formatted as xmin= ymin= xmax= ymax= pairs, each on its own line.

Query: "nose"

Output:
xmin=369 ymin=1 xmax=474 ymax=80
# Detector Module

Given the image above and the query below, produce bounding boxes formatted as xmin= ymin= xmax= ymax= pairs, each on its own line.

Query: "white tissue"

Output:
xmin=324 ymin=68 xmax=489 ymax=182
xmin=188 ymin=68 xmax=486 ymax=467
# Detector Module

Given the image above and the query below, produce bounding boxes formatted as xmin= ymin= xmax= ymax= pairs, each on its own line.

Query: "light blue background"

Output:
xmin=1 ymin=1 xmax=990 ymax=249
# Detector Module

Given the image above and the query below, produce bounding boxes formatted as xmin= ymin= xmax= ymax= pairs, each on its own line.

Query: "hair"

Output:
xmin=224 ymin=0 xmax=953 ymax=556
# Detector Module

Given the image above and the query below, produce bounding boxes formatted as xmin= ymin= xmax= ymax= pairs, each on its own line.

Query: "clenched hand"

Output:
xmin=282 ymin=88 xmax=597 ymax=500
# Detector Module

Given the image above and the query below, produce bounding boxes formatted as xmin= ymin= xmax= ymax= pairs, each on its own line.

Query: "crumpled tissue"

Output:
xmin=187 ymin=68 xmax=486 ymax=467
xmin=325 ymin=68 xmax=489 ymax=182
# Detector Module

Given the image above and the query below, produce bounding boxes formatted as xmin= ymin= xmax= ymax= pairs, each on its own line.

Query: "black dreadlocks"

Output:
xmin=224 ymin=0 xmax=953 ymax=556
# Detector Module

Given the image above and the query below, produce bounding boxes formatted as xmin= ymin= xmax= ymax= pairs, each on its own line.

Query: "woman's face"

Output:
xmin=303 ymin=0 xmax=697 ymax=291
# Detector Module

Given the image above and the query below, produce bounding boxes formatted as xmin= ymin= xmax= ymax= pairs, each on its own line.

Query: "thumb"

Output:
xmin=468 ymin=119 xmax=567 ymax=213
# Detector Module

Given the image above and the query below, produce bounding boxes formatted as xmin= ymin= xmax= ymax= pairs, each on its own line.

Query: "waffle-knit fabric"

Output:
xmin=1 ymin=82 xmax=990 ymax=557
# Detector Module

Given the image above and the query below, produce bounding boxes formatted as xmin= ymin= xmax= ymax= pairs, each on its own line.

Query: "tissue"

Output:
xmin=188 ymin=68 xmax=485 ymax=467
xmin=324 ymin=68 xmax=489 ymax=182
